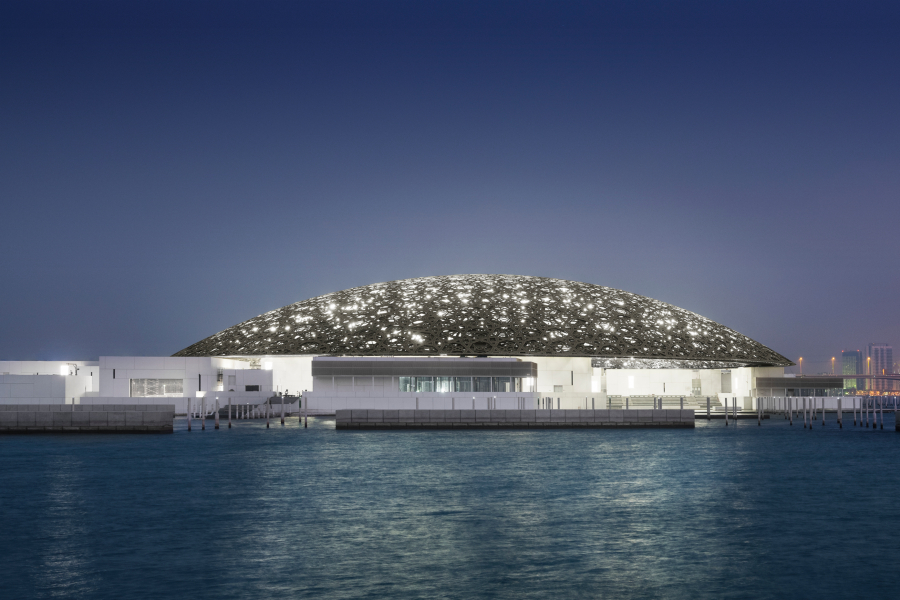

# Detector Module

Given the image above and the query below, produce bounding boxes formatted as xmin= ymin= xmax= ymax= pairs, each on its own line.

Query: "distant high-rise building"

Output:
xmin=867 ymin=344 xmax=893 ymax=391
xmin=842 ymin=350 xmax=863 ymax=392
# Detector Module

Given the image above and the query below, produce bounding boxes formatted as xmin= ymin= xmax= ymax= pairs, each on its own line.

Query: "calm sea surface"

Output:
xmin=2 ymin=414 xmax=899 ymax=599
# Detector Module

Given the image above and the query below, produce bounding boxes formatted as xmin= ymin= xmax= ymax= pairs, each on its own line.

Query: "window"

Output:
xmin=245 ymin=385 xmax=260 ymax=392
xmin=130 ymin=379 xmax=183 ymax=397
xmin=492 ymin=377 xmax=512 ymax=393
xmin=554 ymin=385 xmax=564 ymax=393
xmin=474 ymin=377 xmax=492 ymax=392
xmin=399 ymin=377 xmax=414 ymax=392
xmin=435 ymin=377 xmax=452 ymax=393
xmin=416 ymin=377 xmax=434 ymax=393
xmin=453 ymin=377 xmax=472 ymax=392
xmin=522 ymin=377 xmax=535 ymax=392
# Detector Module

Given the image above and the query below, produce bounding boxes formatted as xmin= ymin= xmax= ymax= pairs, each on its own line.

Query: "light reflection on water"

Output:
xmin=2 ymin=416 xmax=900 ymax=599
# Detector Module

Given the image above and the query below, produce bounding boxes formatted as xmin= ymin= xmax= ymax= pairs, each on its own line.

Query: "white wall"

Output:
xmin=258 ymin=355 xmax=314 ymax=395
xmin=98 ymin=356 xmax=273 ymax=398
xmin=0 ymin=374 xmax=97 ymax=404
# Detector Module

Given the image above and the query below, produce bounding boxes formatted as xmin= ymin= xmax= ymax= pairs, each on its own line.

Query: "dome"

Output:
xmin=173 ymin=274 xmax=792 ymax=367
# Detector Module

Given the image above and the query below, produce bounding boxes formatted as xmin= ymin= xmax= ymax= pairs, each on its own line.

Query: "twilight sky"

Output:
xmin=2 ymin=1 xmax=898 ymax=373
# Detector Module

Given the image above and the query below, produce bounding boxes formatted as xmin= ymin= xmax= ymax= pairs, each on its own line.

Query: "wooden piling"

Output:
xmin=707 ymin=396 xmax=710 ymax=420
xmin=880 ymin=397 xmax=884 ymax=430
xmin=626 ymin=397 xmax=629 ymax=409
xmin=201 ymin=397 xmax=206 ymax=430
xmin=215 ymin=399 xmax=220 ymax=429
xmin=228 ymin=398 xmax=232 ymax=428
xmin=281 ymin=395 xmax=285 ymax=425
xmin=187 ymin=397 xmax=192 ymax=432
xmin=725 ymin=397 xmax=729 ymax=426
xmin=758 ymin=397 xmax=761 ymax=426
xmin=803 ymin=397 xmax=806 ymax=428
xmin=838 ymin=396 xmax=842 ymax=428
xmin=789 ymin=397 xmax=792 ymax=426
xmin=266 ymin=400 xmax=270 ymax=428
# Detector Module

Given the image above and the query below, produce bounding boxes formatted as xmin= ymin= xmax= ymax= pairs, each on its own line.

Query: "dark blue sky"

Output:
xmin=2 ymin=1 xmax=898 ymax=372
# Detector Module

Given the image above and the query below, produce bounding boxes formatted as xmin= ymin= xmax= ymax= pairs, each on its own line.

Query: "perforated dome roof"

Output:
xmin=173 ymin=274 xmax=792 ymax=367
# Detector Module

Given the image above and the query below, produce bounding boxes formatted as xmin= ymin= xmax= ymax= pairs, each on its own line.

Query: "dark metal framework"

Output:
xmin=174 ymin=274 xmax=792 ymax=367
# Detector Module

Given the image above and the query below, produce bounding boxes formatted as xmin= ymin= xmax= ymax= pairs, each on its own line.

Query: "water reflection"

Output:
xmin=2 ymin=417 xmax=900 ymax=598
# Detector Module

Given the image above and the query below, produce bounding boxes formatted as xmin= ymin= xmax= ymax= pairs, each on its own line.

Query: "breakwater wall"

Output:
xmin=0 ymin=404 xmax=174 ymax=433
xmin=336 ymin=409 xmax=695 ymax=429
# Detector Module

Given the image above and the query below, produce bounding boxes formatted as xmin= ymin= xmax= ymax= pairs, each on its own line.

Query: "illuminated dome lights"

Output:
xmin=174 ymin=275 xmax=792 ymax=367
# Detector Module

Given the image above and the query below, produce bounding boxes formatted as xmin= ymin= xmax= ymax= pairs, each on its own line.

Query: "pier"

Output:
xmin=0 ymin=404 xmax=174 ymax=433
xmin=335 ymin=408 xmax=696 ymax=429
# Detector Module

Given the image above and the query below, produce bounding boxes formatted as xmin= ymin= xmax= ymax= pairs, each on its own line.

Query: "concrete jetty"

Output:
xmin=0 ymin=404 xmax=174 ymax=433
xmin=336 ymin=409 xmax=695 ymax=430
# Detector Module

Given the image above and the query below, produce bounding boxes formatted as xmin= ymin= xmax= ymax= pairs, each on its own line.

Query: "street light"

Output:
xmin=832 ymin=357 xmax=835 ymax=375
xmin=799 ymin=357 xmax=803 ymax=376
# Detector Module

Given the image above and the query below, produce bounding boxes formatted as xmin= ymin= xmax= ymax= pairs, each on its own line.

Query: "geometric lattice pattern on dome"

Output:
xmin=173 ymin=274 xmax=793 ymax=367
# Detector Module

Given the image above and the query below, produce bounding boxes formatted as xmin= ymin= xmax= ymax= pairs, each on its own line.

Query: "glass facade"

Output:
xmin=473 ymin=377 xmax=492 ymax=392
xmin=398 ymin=376 xmax=533 ymax=393
xmin=453 ymin=377 xmax=472 ymax=392
xmin=415 ymin=377 xmax=434 ymax=393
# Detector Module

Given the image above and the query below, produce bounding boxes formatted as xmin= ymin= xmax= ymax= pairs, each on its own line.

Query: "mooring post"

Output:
xmin=201 ymin=397 xmax=206 ymax=430
xmin=803 ymin=397 xmax=806 ymax=428
xmin=215 ymin=399 xmax=220 ymax=429
xmin=838 ymin=396 xmax=842 ymax=428
xmin=228 ymin=398 xmax=232 ymax=429
xmin=681 ymin=396 xmax=684 ymax=410
xmin=187 ymin=397 xmax=192 ymax=432
xmin=725 ymin=397 xmax=729 ymax=426
xmin=789 ymin=397 xmax=792 ymax=426
xmin=281 ymin=395 xmax=285 ymax=425
xmin=266 ymin=400 xmax=270 ymax=428
xmin=304 ymin=397 xmax=308 ymax=428
xmin=592 ymin=397 xmax=595 ymax=410
xmin=733 ymin=396 xmax=737 ymax=422
xmin=707 ymin=396 xmax=710 ymax=420
xmin=758 ymin=397 xmax=761 ymax=426
xmin=880 ymin=397 xmax=884 ymax=430
xmin=626 ymin=397 xmax=629 ymax=409
xmin=821 ymin=397 xmax=825 ymax=426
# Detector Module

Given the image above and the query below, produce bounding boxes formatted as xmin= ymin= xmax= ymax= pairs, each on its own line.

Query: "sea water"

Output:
xmin=2 ymin=414 xmax=899 ymax=599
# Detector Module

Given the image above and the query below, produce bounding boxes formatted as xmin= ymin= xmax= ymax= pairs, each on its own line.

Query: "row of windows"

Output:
xmin=398 ymin=376 xmax=534 ymax=393
xmin=130 ymin=378 xmax=259 ymax=397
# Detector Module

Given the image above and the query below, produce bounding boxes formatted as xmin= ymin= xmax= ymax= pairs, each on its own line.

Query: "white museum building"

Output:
xmin=1 ymin=275 xmax=811 ymax=414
